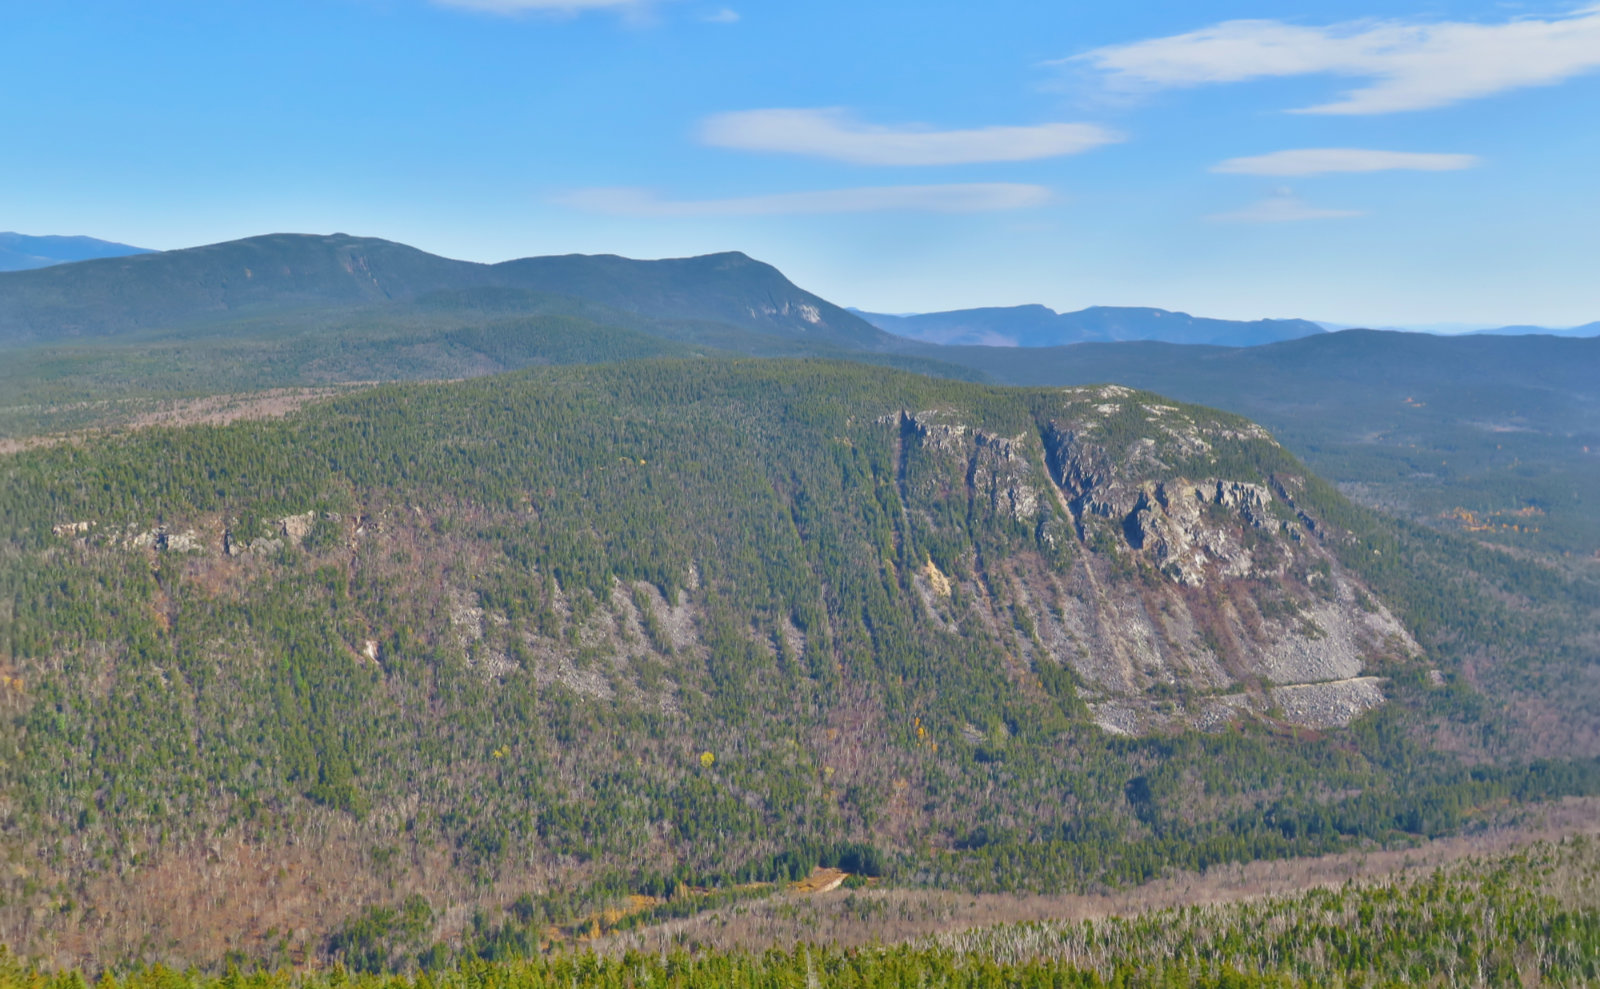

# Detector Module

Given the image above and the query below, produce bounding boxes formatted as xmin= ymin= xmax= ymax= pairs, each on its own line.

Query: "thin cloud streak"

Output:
xmin=1069 ymin=7 xmax=1600 ymax=114
xmin=1215 ymin=149 xmax=1481 ymax=176
xmin=432 ymin=0 xmax=641 ymax=13
xmin=558 ymin=184 xmax=1056 ymax=216
xmin=1208 ymin=191 xmax=1365 ymax=223
xmin=700 ymin=108 xmax=1121 ymax=165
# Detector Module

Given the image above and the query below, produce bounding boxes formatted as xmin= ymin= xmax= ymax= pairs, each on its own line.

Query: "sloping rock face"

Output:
xmin=892 ymin=386 xmax=1419 ymax=735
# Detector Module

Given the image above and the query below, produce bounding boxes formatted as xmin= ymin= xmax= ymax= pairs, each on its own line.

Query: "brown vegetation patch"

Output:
xmin=121 ymin=388 xmax=366 ymax=430
xmin=0 ymin=386 xmax=368 ymax=455
xmin=592 ymin=796 xmax=1600 ymax=957
xmin=790 ymin=867 xmax=848 ymax=894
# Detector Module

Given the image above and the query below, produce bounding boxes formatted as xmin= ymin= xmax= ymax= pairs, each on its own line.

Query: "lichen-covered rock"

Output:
xmin=279 ymin=511 xmax=316 ymax=546
xmin=121 ymin=525 xmax=204 ymax=553
xmin=162 ymin=529 xmax=202 ymax=553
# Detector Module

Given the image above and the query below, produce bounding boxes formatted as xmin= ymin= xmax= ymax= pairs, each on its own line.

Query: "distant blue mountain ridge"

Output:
xmin=0 ymin=232 xmax=153 ymax=272
xmin=1469 ymin=322 xmax=1600 ymax=338
xmin=854 ymin=305 xmax=1599 ymax=347
xmin=2 ymin=233 xmax=1592 ymax=343
xmin=851 ymin=305 xmax=1326 ymax=348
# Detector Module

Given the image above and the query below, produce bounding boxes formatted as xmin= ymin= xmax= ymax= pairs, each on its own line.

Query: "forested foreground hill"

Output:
xmin=3 ymin=359 xmax=1599 ymax=969
xmin=5 ymin=835 xmax=1600 ymax=985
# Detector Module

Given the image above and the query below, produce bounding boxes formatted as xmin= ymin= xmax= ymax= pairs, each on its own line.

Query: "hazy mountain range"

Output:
xmin=5 ymin=231 xmax=1591 ymax=343
xmin=1470 ymin=321 xmax=1600 ymax=337
xmin=1317 ymin=319 xmax=1600 ymax=338
xmin=0 ymin=232 xmax=885 ymax=349
xmin=853 ymin=304 xmax=1327 ymax=348
xmin=858 ymin=304 xmax=1600 ymax=347
xmin=0 ymin=231 xmax=152 ymax=271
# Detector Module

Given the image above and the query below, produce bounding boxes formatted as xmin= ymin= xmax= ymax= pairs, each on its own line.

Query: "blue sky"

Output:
xmin=4 ymin=1 xmax=1598 ymax=326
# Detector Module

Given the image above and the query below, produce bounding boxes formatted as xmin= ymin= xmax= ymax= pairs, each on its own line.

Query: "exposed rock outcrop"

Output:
xmin=224 ymin=511 xmax=328 ymax=555
xmin=888 ymin=386 xmax=1421 ymax=735
xmin=972 ymin=430 xmax=1040 ymax=523
xmin=120 ymin=525 xmax=204 ymax=553
xmin=279 ymin=511 xmax=316 ymax=546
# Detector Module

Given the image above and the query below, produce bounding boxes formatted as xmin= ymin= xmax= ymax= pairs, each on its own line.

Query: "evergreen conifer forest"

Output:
xmin=3 ymin=358 xmax=1598 ymax=970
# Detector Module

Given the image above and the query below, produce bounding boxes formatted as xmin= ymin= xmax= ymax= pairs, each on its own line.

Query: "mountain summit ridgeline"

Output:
xmin=0 ymin=232 xmax=888 ymax=349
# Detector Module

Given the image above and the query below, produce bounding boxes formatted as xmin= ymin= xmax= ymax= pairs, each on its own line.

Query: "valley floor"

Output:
xmin=4 ymin=800 xmax=1598 ymax=988
xmin=594 ymin=795 xmax=1600 ymax=956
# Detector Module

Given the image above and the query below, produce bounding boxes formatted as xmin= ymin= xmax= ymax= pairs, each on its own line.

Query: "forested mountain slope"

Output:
xmin=0 ymin=233 xmax=887 ymax=349
xmin=3 ymin=359 xmax=1596 ymax=969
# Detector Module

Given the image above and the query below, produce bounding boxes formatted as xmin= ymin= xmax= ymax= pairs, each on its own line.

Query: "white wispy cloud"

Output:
xmin=1214 ymin=148 xmax=1481 ymax=176
xmin=1208 ymin=190 xmax=1366 ymax=223
xmin=1069 ymin=6 xmax=1600 ymax=114
xmin=699 ymin=108 xmax=1121 ymax=165
xmin=702 ymin=8 xmax=739 ymax=23
xmin=557 ymin=184 xmax=1055 ymax=216
xmin=432 ymin=0 xmax=642 ymax=15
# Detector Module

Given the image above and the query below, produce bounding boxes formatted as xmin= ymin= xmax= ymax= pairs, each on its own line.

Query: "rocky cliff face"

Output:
xmin=893 ymin=386 xmax=1418 ymax=734
xmin=56 ymin=384 xmax=1417 ymax=740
